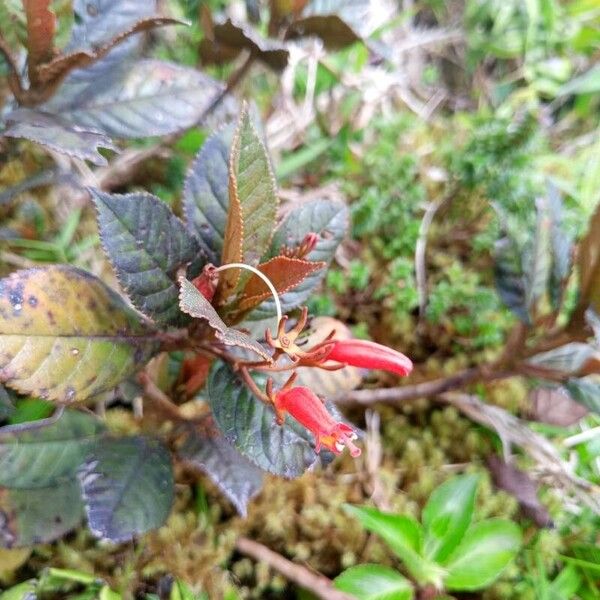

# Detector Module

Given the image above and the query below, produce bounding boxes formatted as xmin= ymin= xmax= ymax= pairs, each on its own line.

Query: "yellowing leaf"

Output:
xmin=0 ymin=266 xmax=159 ymax=402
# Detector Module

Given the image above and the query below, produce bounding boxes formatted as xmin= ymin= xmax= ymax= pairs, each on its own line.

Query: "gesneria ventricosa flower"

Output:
xmin=272 ymin=384 xmax=361 ymax=457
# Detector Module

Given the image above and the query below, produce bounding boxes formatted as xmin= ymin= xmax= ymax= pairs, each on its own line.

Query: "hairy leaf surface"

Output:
xmin=208 ymin=362 xmax=320 ymax=477
xmin=249 ymin=199 xmax=348 ymax=319
xmin=2 ymin=109 xmax=116 ymax=166
xmin=46 ymin=60 xmax=224 ymax=138
xmin=183 ymin=127 xmax=233 ymax=264
xmin=217 ymin=107 xmax=278 ymax=302
xmin=91 ymin=189 xmax=200 ymax=325
xmin=179 ymin=278 xmax=271 ymax=361
xmin=179 ymin=418 xmax=264 ymax=516
xmin=0 ymin=409 xmax=105 ymax=488
xmin=79 ymin=436 xmax=174 ymax=543
xmin=237 ymin=256 xmax=325 ymax=313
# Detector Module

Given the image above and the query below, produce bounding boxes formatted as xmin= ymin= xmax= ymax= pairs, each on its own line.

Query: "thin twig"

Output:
xmin=334 ymin=366 xmax=494 ymax=406
xmin=365 ymin=410 xmax=391 ymax=510
xmin=0 ymin=35 xmax=25 ymax=101
xmin=416 ymin=188 xmax=455 ymax=319
xmin=137 ymin=371 xmax=187 ymax=423
xmin=235 ymin=537 xmax=354 ymax=600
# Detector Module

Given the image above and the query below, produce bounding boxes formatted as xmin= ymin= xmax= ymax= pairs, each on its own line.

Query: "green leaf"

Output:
xmin=78 ymin=436 xmax=174 ymax=543
xmin=45 ymin=60 xmax=224 ymax=138
xmin=170 ymin=580 xmax=199 ymax=600
xmin=527 ymin=343 xmax=597 ymax=376
xmin=2 ymin=108 xmax=117 ymax=167
xmin=0 ymin=479 xmax=84 ymax=548
xmin=91 ymin=189 xmax=200 ymax=325
xmin=8 ymin=398 xmax=53 ymax=425
xmin=564 ymin=376 xmax=600 ymax=414
xmin=524 ymin=197 xmax=551 ymax=311
xmin=222 ymin=106 xmax=279 ymax=279
xmin=559 ymin=64 xmax=600 ymax=96
xmin=423 ymin=474 xmax=479 ymax=563
xmin=343 ymin=505 xmax=441 ymax=586
xmin=547 ymin=183 xmax=572 ymax=309
xmin=494 ymin=234 xmax=528 ymax=322
xmin=0 ymin=409 xmax=106 ymax=488
xmin=494 ymin=198 xmax=551 ymax=323
xmin=0 ymin=581 xmax=37 ymax=600
xmin=0 ymin=385 xmax=14 ymax=420
xmin=179 ymin=418 xmax=264 ymax=517
xmin=178 ymin=277 xmax=271 ymax=361
xmin=249 ymin=198 xmax=348 ymax=320
xmin=207 ymin=362 xmax=321 ymax=478
xmin=549 ymin=565 xmax=581 ymax=599
xmin=334 ymin=565 xmax=414 ymax=600
xmin=183 ymin=127 xmax=234 ymax=264
xmin=0 ymin=265 xmax=159 ymax=402
xmin=444 ymin=519 xmax=522 ymax=591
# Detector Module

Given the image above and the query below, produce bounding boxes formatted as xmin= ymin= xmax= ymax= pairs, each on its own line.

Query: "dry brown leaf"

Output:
xmin=487 ymin=455 xmax=553 ymax=527
xmin=530 ymin=387 xmax=588 ymax=427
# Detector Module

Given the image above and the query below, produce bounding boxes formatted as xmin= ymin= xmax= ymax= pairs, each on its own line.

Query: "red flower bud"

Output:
xmin=326 ymin=339 xmax=412 ymax=376
xmin=274 ymin=386 xmax=361 ymax=457
xmin=191 ymin=264 xmax=219 ymax=302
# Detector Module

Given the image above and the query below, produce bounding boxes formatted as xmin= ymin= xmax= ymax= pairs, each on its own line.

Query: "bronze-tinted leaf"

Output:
xmin=487 ymin=455 xmax=552 ymax=527
xmin=199 ymin=18 xmax=289 ymax=71
xmin=572 ymin=201 xmax=600 ymax=327
xmin=0 ymin=265 xmax=159 ymax=402
xmin=284 ymin=0 xmax=371 ymax=49
xmin=35 ymin=17 xmax=184 ymax=85
xmin=238 ymin=256 xmax=325 ymax=312
xmin=179 ymin=277 xmax=271 ymax=362
xmin=217 ymin=106 xmax=279 ymax=303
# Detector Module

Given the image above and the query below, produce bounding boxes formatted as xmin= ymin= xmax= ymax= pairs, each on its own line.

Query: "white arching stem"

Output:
xmin=214 ymin=262 xmax=283 ymax=323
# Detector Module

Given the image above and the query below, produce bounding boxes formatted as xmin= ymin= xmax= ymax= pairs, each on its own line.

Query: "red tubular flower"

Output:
xmin=325 ymin=339 xmax=413 ymax=376
xmin=274 ymin=386 xmax=361 ymax=457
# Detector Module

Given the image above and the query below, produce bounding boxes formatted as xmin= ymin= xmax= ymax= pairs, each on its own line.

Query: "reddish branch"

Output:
xmin=334 ymin=366 xmax=492 ymax=406
xmin=235 ymin=537 xmax=354 ymax=600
